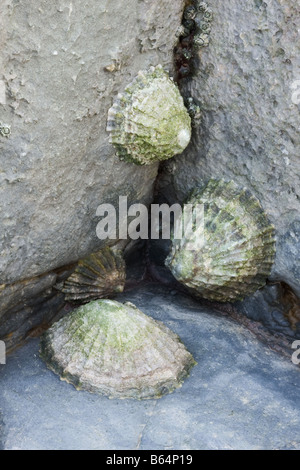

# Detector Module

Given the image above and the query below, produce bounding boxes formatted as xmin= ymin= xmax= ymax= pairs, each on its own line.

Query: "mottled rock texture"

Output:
xmin=0 ymin=270 xmax=71 ymax=352
xmin=0 ymin=0 xmax=185 ymax=286
xmin=236 ymin=282 xmax=300 ymax=340
xmin=159 ymin=0 xmax=300 ymax=297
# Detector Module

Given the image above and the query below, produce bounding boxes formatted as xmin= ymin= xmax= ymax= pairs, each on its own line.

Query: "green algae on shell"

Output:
xmin=165 ymin=179 xmax=276 ymax=303
xmin=56 ymin=247 xmax=126 ymax=303
xmin=40 ymin=299 xmax=196 ymax=399
xmin=106 ymin=65 xmax=192 ymax=165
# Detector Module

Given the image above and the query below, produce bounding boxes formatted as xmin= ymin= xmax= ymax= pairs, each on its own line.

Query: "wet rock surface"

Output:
xmin=0 ymin=284 xmax=300 ymax=450
xmin=237 ymin=283 xmax=300 ymax=340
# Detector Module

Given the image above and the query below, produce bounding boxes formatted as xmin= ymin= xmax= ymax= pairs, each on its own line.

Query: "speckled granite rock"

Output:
xmin=159 ymin=0 xmax=300 ymax=297
xmin=0 ymin=0 xmax=185 ymax=286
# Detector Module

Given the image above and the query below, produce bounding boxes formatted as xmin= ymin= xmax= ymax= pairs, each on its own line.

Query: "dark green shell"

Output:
xmin=57 ymin=247 xmax=126 ymax=302
xmin=40 ymin=300 xmax=196 ymax=399
xmin=165 ymin=179 xmax=276 ymax=303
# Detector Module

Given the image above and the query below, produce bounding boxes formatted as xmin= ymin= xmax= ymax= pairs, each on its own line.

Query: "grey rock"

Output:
xmin=0 ymin=413 xmax=4 ymax=451
xmin=159 ymin=0 xmax=300 ymax=296
xmin=0 ymin=0 xmax=185 ymax=285
xmin=0 ymin=273 xmax=57 ymax=322
xmin=0 ymin=291 xmax=67 ymax=353
xmin=1 ymin=284 xmax=300 ymax=450
xmin=237 ymin=282 xmax=300 ymax=339
xmin=0 ymin=272 xmax=68 ymax=352
xmin=273 ymin=220 xmax=300 ymax=297
xmin=0 ymin=266 xmax=80 ymax=351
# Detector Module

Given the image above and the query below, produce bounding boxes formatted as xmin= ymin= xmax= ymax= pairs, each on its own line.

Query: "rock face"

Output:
xmin=0 ymin=271 xmax=69 ymax=352
xmin=165 ymin=179 xmax=276 ymax=303
xmin=236 ymin=282 xmax=300 ymax=340
xmin=0 ymin=0 xmax=185 ymax=286
xmin=159 ymin=0 xmax=300 ymax=297
xmin=2 ymin=284 xmax=300 ymax=449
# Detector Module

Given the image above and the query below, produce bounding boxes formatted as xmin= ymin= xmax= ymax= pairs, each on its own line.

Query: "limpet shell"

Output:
xmin=40 ymin=299 xmax=196 ymax=399
xmin=56 ymin=247 xmax=126 ymax=303
xmin=106 ymin=65 xmax=191 ymax=165
xmin=165 ymin=179 xmax=276 ymax=303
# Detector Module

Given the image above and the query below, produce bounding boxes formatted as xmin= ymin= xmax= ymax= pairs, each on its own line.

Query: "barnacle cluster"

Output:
xmin=194 ymin=2 xmax=213 ymax=48
xmin=174 ymin=1 xmax=213 ymax=80
xmin=0 ymin=123 xmax=11 ymax=138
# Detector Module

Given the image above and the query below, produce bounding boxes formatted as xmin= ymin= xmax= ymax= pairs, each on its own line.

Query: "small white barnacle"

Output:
xmin=0 ymin=123 xmax=11 ymax=138
xmin=106 ymin=65 xmax=191 ymax=165
xmin=203 ymin=8 xmax=213 ymax=21
xmin=196 ymin=1 xmax=208 ymax=12
xmin=195 ymin=20 xmax=211 ymax=33
xmin=104 ymin=63 xmax=116 ymax=73
xmin=194 ymin=33 xmax=210 ymax=48
xmin=175 ymin=24 xmax=187 ymax=38
xmin=183 ymin=5 xmax=197 ymax=20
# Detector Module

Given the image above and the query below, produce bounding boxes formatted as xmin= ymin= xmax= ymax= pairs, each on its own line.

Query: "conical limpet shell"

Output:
xmin=165 ymin=179 xmax=276 ymax=303
xmin=40 ymin=299 xmax=196 ymax=399
xmin=56 ymin=247 xmax=126 ymax=303
xmin=106 ymin=65 xmax=192 ymax=165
